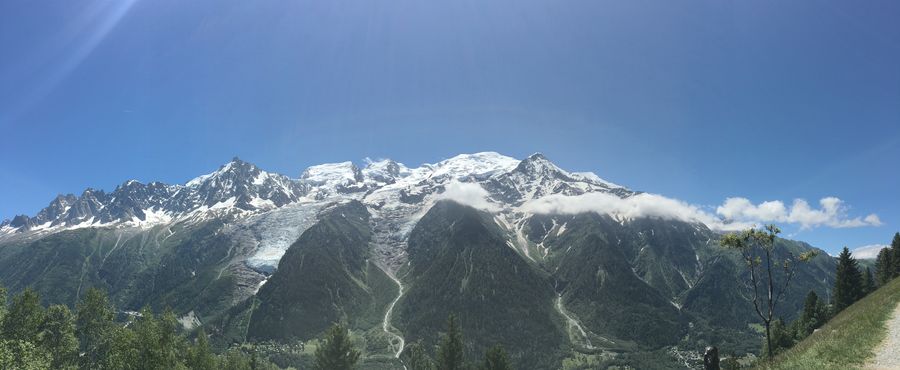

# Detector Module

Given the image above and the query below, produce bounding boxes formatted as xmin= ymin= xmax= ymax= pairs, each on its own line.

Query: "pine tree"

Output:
xmin=795 ymin=291 xmax=824 ymax=337
xmin=892 ymin=232 xmax=900 ymax=278
xmin=437 ymin=314 xmax=466 ymax=370
xmin=832 ymin=247 xmax=862 ymax=313
xmin=39 ymin=305 xmax=78 ymax=369
xmin=313 ymin=323 xmax=360 ymax=370
xmin=1 ymin=288 xmax=45 ymax=343
xmin=188 ymin=328 xmax=217 ymax=370
xmin=481 ymin=344 xmax=512 ymax=370
xmin=875 ymin=247 xmax=894 ymax=286
xmin=861 ymin=267 xmax=875 ymax=296
xmin=406 ymin=341 xmax=435 ymax=370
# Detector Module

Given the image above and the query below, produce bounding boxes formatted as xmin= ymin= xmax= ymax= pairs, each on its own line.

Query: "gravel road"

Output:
xmin=866 ymin=302 xmax=900 ymax=369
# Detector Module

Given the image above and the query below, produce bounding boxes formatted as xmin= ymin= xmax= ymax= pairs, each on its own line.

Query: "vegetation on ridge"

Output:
xmin=755 ymin=276 xmax=900 ymax=369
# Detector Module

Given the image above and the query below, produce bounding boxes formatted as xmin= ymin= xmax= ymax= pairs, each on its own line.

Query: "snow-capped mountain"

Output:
xmin=484 ymin=153 xmax=633 ymax=204
xmin=1 ymin=152 xmax=623 ymax=236
xmin=0 ymin=157 xmax=308 ymax=233
xmin=0 ymin=152 xmax=631 ymax=274
xmin=0 ymin=152 xmax=836 ymax=369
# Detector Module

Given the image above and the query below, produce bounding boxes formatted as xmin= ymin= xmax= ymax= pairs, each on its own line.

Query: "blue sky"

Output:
xmin=1 ymin=0 xmax=898 ymax=254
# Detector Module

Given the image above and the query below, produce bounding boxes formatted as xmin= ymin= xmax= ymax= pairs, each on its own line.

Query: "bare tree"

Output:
xmin=720 ymin=224 xmax=817 ymax=358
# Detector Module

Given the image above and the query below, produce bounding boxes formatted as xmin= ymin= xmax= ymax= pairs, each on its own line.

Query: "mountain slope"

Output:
xmin=248 ymin=201 xmax=393 ymax=341
xmin=398 ymin=200 xmax=565 ymax=369
xmin=542 ymin=213 xmax=687 ymax=347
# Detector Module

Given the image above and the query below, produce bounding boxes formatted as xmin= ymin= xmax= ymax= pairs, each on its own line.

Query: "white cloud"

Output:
xmin=521 ymin=193 xmax=880 ymax=232
xmin=718 ymin=196 xmax=881 ymax=229
xmin=716 ymin=198 xmax=787 ymax=222
xmin=521 ymin=192 xmax=751 ymax=232
xmin=851 ymin=244 xmax=889 ymax=260
xmin=436 ymin=181 xmax=500 ymax=212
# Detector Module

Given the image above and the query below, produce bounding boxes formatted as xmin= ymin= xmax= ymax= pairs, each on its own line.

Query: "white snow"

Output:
xmin=248 ymin=197 xmax=276 ymax=210
xmin=210 ymin=197 xmax=237 ymax=210
xmin=187 ymin=162 xmax=234 ymax=187
xmin=301 ymin=162 xmax=360 ymax=186
xmin=362 ymin=159 xmax=411 ymax=184
xmin=127 ymin=208 xmax=173 ymax=228
xmin=244 ymin=200 xmax=325 ymax=270
xmin=557 ymin=222 xmax=567 ymax=236
xmin=252 ymin=172 xmax=270 ymax=185
xmin=31 ymin=221 xmax=54 ymax=231
xmin=572 ymin=171 xmax=622 ymax=188
xmin=0 ymin=225 xmax=18 ymax=234
xmin=426 ymin=152 xmax=519 ymax=181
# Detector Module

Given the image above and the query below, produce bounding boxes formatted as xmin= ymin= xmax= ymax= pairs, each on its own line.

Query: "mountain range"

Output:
xmin=0 ymin=152 xmax=836 ymax=369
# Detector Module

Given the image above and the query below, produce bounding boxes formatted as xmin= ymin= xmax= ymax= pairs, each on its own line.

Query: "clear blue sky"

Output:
xmin=1 ymin=0 xmax=898 ymax=254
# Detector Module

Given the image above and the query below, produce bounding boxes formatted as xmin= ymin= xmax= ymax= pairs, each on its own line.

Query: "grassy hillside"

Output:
xmin=757 ymin=277 xmax=900 ymax=369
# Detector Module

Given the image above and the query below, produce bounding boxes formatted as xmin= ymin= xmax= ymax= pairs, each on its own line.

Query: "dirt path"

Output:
xmin=865 ymin=302 xmax=900 ymax=369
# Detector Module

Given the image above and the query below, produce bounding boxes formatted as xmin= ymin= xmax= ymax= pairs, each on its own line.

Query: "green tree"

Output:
xmin=0 ymin=285 xmax=7 ymax=323
xmin=132 ymin=307 xmax=186 ymax=369
xmin=761 ymin=319 xmax=794 ymax=357
xmin=875 ymin=247 xmax=894 ymax=286
xmin=794 ymin=290 xmax=825 ymax=337
xmin=39 ymin=305 xmax=78 ymax=369
xmin=437 ymin=314 xmax=466 ymax=370
xmin=220 ymin=348 xmax=252 ymax=370
xmin=104 ymin=326 xmax=137 ymax=370
xmin=832 ymin=247 xmax=863 ymax=313
xmin=187 ymin=328 xmax=217 ymax=370
xmin=1 ymin=288 xmax=45 ymax=342
xmin=481 ymin=344 xmax=511 ymax=370
xmin=76 ymin=287 xmax=117 ymax=369
xmin=892 ymin=232 xmax=900 ymax=278
xmin=406 ymin=341 xmax=435 ymax=370
xmin=0 ymin=339 xmax=52 ymax=370
xmin=861 ymin=267 xmax=875 ymax=296
xmin=720 ymin=225 xmax=817 ymax=359
xmin=313 ymin=323 xmax=360 ymax=370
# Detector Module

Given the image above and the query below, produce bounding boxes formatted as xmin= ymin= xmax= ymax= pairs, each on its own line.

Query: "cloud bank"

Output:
xmin=851 ymin=244 xmax=889 ymax=260
xmin=521 ymin=193 xmax=880 ymax=232
xmin=717 ymin=197 xmax=881 ymax=229
xmin=437 ymin=181 xmax=500 ymax=212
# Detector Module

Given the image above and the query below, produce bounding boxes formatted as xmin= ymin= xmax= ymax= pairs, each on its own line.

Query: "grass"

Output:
xmin=756 ymin=277 xmax=900 ymax=370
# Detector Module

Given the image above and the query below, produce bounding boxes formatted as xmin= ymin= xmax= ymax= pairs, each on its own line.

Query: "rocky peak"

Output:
xmin=363 ymin=159 xmax=410 ymax=184
xmin=513 ymin=153 xmax=572 ymax=180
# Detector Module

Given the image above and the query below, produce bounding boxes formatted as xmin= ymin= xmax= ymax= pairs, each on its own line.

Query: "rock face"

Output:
xmin=0 ymin=152 xmax=838 ymax=369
